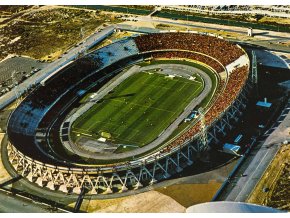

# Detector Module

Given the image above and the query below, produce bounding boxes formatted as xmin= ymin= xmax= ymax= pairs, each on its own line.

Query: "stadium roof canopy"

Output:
xmin=186 ymin=202 xmax=285 ymax=213
xmin=256 ymin=101 xmax=272 ymax=108
xmin=223 ymin=143 xmax=240 ymax=155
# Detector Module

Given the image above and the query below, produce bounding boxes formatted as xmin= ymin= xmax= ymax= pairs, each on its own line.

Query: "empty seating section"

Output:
xmin=90 ymin=38 xmax=139 ymax=65
xmin=134 ymin=33 xmax=244 ymax=67
xmin=8 ymin=101 xmax=45 ymax=136
xmin=8 ymin=57 xmax=102 ymax=151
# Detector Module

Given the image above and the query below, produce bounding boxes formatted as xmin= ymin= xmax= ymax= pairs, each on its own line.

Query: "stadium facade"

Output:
xmin=6 ymin=32 xmax=252 ymax=194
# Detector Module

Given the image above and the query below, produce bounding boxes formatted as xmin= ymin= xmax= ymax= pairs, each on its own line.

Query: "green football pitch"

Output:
xmin=71 ymin=71 xmax=204 ymax=148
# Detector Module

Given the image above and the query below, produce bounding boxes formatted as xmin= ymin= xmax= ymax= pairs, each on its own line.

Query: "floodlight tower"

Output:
xmin=251 ymin=50 xmax=258 ymax=96
xmin=78 ymin=27 xmax=87 ymax=58
xmin=80 ymin=27 xmax=84 ymax=40
xmin=197 ymin=107 xmax=208 ymax=153
xmin=11 ymin=70 xmax=21 ymax=106
xmin=81 ymin=27 xmax=87 ymax=56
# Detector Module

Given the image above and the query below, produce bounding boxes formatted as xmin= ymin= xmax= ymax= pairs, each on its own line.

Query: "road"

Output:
xmin=123 ymin=16 xmax=290 ymax=53
xmin=133 ymin=16 xmax=290 ymax=41
xmin=162 ymin=6 xmax=290 ymax=19
xmin=225 ymin=143 xmax=280 ymax=202
xmin=223 ymin=100 xmax=290 ymax=202
xmin=0 ymin=189 xmax=58 ymax=213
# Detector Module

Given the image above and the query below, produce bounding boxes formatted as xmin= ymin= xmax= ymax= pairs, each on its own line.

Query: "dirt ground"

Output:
xmin=71 ymin=178 xmax=222 ymax=213
xmin=82 ymin=181 xmax=221 ymax=212
xmin=266 ymin=161 xmax=290 ymax=211
xmin=156 ymin=180 xmax=221 ymax=208
xmin=0 ymin=133 xmax=12 ymax=184
xmin=0 ymin=6 xmax=109 ymax=61
xmin=0 ymin=102 xmax=15 ymax=184
xmin=247 ymin=144 xmax=290 ymax=211
xmin=259 ymin=17 xmax=290 ymax=25
xmin=69 ymin=190 xmax=186 ymax=213
xmin=68 ymin=159 xmax=237 ymax=213
xmin=123 ymin=20 xmax=156 ymax=29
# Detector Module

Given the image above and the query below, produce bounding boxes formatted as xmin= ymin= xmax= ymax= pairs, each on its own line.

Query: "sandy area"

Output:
xmin=70 ymin=180 xmax=221 ymax=212
xmin=68 ymin=157 xmax=237 ymax=213
xmin=123 ymin=20 xmax=156 ymax=29
xmin=0 ymin=133 xmax=12 ymax=183
xmin=259 ymin=17 xmax=290 ymax=25
xmin=91 ymin=191 xmax=185 ymax=213
xmin=156 ymin=181 xmax=221 ymax=208
xmin=70 ymin=190 xmax=185 ymax=213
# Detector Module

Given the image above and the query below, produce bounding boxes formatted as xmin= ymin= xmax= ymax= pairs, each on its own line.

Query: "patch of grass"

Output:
xmin=72 ymin=71 xmax=203 ymax=148
xmin=156 ymin=182 xmax=222 ymax=208
xmin=114 ymin=144 xmax=139 ymax=153
xmin=79 ymin=92 xmax=94 ymax=104
xmin=138 ymin=59 xmax=218 ymax=109
xmin=137 ymin=59 xmax=218 ymax=143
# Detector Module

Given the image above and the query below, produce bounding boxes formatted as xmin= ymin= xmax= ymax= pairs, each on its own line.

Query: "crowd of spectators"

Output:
xmin=134 ymin=33 xmax=248 ymax=155
xmin=160 ymin=65 xmax=249 ymax=154
xmin=134 ymin=32 xmax=244 ymax=67
xmin=151 ymin=51 xmax=225 ymax=73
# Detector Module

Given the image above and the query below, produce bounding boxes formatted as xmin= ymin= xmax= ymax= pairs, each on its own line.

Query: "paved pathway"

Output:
xmin=0 ymin=189 xmax=52 ymax=213
xmin=134 ymin=16 xmax=290 ymax=42
xmin=122 ymin=17 xmax=290 ymax=53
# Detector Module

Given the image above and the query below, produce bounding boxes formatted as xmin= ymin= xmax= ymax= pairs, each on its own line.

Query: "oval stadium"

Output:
xmin=6 ymin=32 xmax=252 ymax=194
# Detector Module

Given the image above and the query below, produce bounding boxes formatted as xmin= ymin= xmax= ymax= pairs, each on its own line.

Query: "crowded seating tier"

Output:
xmin=135 ymin=33 xmax=244 ymax=67
xmin=160 ymin=65 xmax=248 ymax=153
xmin=151 ymin=51 xmax=225 ymax=73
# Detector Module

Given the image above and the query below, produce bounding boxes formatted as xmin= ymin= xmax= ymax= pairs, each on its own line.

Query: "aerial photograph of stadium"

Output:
xmin=0 ymin=1 xmax=289 ymax=214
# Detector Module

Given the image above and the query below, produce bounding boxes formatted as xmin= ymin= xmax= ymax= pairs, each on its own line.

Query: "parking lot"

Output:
xmin=0 ymin=56 xmax=47 ymax=96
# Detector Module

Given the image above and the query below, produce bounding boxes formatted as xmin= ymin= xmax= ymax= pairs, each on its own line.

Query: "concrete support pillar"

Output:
xmin=27 ymin=172 xmax=33 ymax=182
xmin=104 ymin=187 xmax=113 ymax=194
xmin=46 ymin=181 xmax=55 ymax=190
xmin=73 ymin=186 xmax=81 ymax=194
xmin=89 ymin=188 xmax=98 ymax=195
xmin=36 ymin=177 xmax=43 ymax=187
xmin=59 ymin=184 xmax=68 ymax=193
xmin=134 ymin=181 xmax=143 ymax=189
xmin=120 ymin=184 xmax=128 ymax=192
